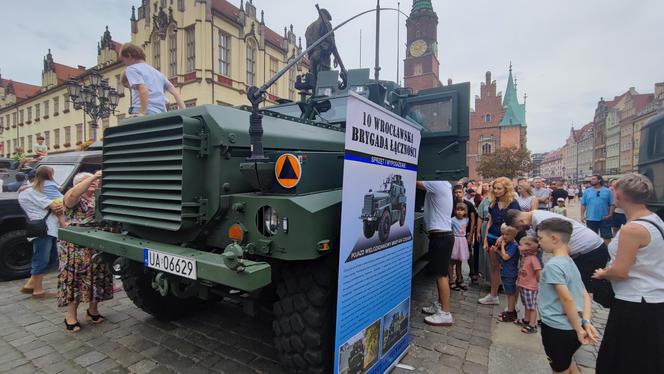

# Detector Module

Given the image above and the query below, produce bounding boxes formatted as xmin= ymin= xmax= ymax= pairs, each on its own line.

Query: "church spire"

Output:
xmin=500 ymin=62 xmax=527 ymax=127
xmin=411 ymin=0 xmax=433 ymax=13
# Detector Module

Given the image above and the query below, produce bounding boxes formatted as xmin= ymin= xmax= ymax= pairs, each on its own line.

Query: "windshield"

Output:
xmin=405 ymin=98 xmax=453 ymax=133
xmin=39 ymin=164 xmax=77 ymax=187
xmin=266 ymin=97 xmax=349 ymax=123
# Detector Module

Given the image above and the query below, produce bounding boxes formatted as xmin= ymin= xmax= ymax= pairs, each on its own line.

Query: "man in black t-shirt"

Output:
xmin=550 ymin=181 xmax=568 ymax=209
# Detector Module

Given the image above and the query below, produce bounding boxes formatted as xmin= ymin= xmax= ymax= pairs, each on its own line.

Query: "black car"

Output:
xmin=0 ymin=151 xmax=101 ymax=279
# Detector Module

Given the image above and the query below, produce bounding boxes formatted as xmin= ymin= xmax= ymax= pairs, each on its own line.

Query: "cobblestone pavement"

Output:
xmin=0 ymin=275 xmax=285 ymax=374
xmin=395 ymin=274 xmax=495 ymax=374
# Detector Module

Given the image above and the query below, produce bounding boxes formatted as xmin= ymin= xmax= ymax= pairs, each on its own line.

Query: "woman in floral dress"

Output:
xmin=58 ymin=171 xmax=113 ymax=332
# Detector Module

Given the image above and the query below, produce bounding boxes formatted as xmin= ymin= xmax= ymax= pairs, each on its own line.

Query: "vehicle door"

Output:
xmin=400 ymin=83 xmax=471 ymax=264
xmin=638 ymin=113 xmax=664 ymax=218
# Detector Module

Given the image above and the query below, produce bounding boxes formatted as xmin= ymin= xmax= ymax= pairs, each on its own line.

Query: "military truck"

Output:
xmin=348 ymin=339 xmax=365 ymax=374
xmin=59 ymin=35 xmax=468 ymax=374
xmin=360 ymin=174 xmax=407 ymax=242
xmin=638 ymin=110 xmax=664 ymax=219
xmin=0 ymin=151 xmax=101 ymax=279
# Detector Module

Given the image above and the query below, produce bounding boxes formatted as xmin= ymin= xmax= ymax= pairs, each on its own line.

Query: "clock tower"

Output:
xmin=404 ymin=0 xmax=441 ymax=92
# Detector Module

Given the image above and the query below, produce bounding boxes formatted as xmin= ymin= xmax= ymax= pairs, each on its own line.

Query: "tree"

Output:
xmin=477 ymin=146 xmax=533 ymax=179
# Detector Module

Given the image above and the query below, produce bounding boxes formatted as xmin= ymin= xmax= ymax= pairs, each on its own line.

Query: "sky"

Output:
xmin=1 ymin=0 xmax=663 ymax=153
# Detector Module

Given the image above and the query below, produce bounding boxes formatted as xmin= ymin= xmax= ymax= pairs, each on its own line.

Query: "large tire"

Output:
xmin=378 ymin=210 xmax=391 ymax=242
xmin=362 ymin=220 xmax=376 ymax=239
xmin=399 ymin=204 xmax=406 ymax=226
xmin=273 ymin=255 xmax=337 ymax=374
xmin=0 ymin=230 xmax=32 ymax=280
xmin=121 ymin=261 xmax=207 ymax=321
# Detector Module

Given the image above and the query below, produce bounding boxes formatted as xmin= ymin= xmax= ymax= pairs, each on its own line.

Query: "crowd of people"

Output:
xmin=419 ymin=173 xmax=664 ymax=374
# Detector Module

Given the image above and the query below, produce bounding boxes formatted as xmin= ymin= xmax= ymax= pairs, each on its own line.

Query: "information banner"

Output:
xmin=334 ymin=92 xmax=421 ymax=374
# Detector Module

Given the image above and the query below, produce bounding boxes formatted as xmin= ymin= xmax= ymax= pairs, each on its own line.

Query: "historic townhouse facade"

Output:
xmin=1 ymin=0 xmax=305 ymax=157
xmin=540 ymin=148 xmax=563 ymax=181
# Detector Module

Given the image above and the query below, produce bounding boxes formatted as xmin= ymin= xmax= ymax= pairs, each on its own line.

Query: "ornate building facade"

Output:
xmin=403 ymin=0 xmax=441 ymax=92
xmin=467 ymin=66 xmax=527 ymax=179
xmin=1 ymin=0 xmax=305 ymax=157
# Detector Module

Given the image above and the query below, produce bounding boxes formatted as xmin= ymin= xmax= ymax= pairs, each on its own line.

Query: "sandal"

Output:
xmin=450 ymin=283 xmax=461 ymax=291
xmin=87 ymin=309 xmax=105 ymax=324
xmin=20 ymin=287 xmax=34 ymax=294
xmin=497 ymin=311 xmax=517 ymax=322
xmin=470 ymin=275 xmax=479 ymax=285
xmin=64 ymin=319 xmax=81 ymax=332
xmin=513 ymin=318 xmax=530 ymax=326
xmin=521 ymin=325 xmax=538 ymax=334
xmin=457 ymin=282 xmax=468 ymax=291
xmin=32 ymin=291 xmax=56 ymax=299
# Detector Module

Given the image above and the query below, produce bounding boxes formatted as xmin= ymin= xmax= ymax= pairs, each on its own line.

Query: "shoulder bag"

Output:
xmin=25 ymin=211 xmax=52 ymax=238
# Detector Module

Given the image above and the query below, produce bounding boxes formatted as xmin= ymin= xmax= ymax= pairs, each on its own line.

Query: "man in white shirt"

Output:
xmin=505 ymin=209 xmax=609 ymax=295
xmin=417 ymin=180 xmax=454 ymax=326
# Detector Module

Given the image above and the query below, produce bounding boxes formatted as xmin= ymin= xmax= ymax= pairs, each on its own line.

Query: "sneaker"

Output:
xmin=424 ymin=311 xmax=454 ymax=326
xmin=422 ymin=301 xmax=442 ymax=315
xmin=478 ymin=294 xmax=500 ymax=305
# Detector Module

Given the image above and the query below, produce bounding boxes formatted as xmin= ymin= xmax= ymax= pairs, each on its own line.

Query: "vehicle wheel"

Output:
xmin=273 ymin=254 xmax=337 ymax=374
xmin=378 ymin=210 xmax=391 ymax=242
xmin=399 ymin=204 xmax=406 ymax=226
xmin=120 ymin=261 xmax=207 ymax=321
xmin=0 ymin=230 xmax=32 ymax=280
xmin=362 ymin=221 xmax=376 ymax=238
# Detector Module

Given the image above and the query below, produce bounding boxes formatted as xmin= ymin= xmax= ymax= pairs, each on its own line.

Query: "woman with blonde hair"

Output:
xmin=478 ymin=177 xmax=521 ymax=309
xmin=18 ymin=165 xmax=63 ymax=298
xmin=593 ymin=173 xmax=664 ymax=373
xmin=515 ymin=180 xmax=538 ymax=212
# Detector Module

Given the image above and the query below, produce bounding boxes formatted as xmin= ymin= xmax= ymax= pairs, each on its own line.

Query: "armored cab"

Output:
xmin=360 ymin=174 xmax=407 ymax=242
xmin=60 ymin=67 xmax=469 ymax=373
xmin=638 ymin=111 xmax=664 ymax=218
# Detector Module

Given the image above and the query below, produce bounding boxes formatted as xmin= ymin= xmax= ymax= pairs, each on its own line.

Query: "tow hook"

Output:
xmin=222 ymin=242 xmax=246 ymax=272
xmin=152 ymin=272 xmax=170 ymax=296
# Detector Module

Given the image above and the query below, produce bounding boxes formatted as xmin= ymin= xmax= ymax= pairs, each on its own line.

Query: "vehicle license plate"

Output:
xmin=143 ymin=248 xmax=197 ymax=280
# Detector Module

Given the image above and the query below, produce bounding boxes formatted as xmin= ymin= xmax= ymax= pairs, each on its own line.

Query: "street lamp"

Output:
xmin=65 ymin=68 xmax=119 ymax=141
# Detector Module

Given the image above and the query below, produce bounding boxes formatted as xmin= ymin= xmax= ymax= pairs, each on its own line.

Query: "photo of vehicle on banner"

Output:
xmin=335 ymin=92 xmax=421 ymax=374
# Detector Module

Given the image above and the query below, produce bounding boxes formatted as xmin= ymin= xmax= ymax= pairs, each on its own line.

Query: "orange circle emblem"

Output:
xmin=275 ymin=153 xmax=302 ymax=189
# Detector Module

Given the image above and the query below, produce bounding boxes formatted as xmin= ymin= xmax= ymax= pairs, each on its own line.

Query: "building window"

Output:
xmin=177 ymin=0 xmax=185 ymax=11
xmin=64 ymin=127 xmax=71 ymax=145
xmin=115 ymin=74 xmax=125 ymax=95
xmin=53 ymin=97 xmax=59 ymax=115
xmin=19 ymin=110 xmax=24 ymax=124
xmin=185 ymin=99 xmax=197 ymax=108
xmin=269 ymin=57 xmax=279 ymax=95
xmin=0 ymin=117 xmax=3 ymax=128
xmin=168 ymin=33 xmax=177 ymax=77
xmin=20 ymin=137 xmax=25 ymax=149
xmin=288 ymin=67 xmax=296 ymax=101
xmin=219 ymin=31 xmax=230 ymax=76
xmin=54 ymin=129 xmax=60 ymax=146
xmin=44 ymin=130 xmax=50 ymax=146
xmin=484 ymin=113 xmax=492 ymax=123
xmin=44 ymin=100 xmax=49 ymax=118
xmin=153 ymin=39 xmax=161 ymax=71
xmin=76 ymin=124 xmax=83 ymax=144
xmin=481 ymin=143 xmax=492 ymax=154
xmin=12 ymin=113 xmax=16 ymax=126
xmin=185 ymin=27 xmax=195 ymax=73
xmin=27 ymin=107 xmax=33 ymax=122
xmin=35 ymin=104 xmax=41 ymax=118
xmin=63 ymin=94 xmax=70 ymax=111
xmin=27 ymin=135 xmax=33 ymax=150
xmin=246 ymin=40 xmax=256 ymax=86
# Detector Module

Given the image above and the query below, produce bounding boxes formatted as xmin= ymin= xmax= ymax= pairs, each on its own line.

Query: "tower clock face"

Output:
xmin=409 ymin=39 xmax=428 ymax=57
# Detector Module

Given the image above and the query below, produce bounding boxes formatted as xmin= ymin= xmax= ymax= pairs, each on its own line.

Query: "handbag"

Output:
xmin=25 ymin=211 xmax=52 ymax=238
xmin=592 ymin=217 xmax=664 ymax=308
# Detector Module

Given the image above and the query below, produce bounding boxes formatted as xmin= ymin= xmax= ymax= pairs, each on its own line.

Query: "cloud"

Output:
xmin=2 ymin=0 xmax=663 ymax=154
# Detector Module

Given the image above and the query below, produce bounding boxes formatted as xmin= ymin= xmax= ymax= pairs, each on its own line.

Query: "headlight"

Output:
xmin=257 ymin=206 xmax=279 ymax=237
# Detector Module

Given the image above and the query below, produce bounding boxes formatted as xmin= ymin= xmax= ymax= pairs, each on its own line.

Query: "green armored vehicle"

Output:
xmin=59 ymin=21 xmax=469 ymax=372
xmin=360 ymin=174 xmax=407 ymax=242
xmin=638 ymin=110 xmax=664 ymax=219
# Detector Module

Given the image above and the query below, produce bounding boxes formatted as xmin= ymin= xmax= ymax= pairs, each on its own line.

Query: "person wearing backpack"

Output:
xmin=592 ymin=173 xmax=664 ymax=374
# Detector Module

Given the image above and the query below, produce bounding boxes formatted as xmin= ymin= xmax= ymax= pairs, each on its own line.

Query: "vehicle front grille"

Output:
xmin=100 ymin=115 xmax=204 ymax=231
xmin=362 ymin=194 xmax=373 ymax=215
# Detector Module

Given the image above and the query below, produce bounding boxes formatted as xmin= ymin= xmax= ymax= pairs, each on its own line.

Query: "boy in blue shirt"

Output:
xmin=497 ymin=224 xmax=519 ymax=322
xmin=537 ymin=218 xmax=598 ymax=374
